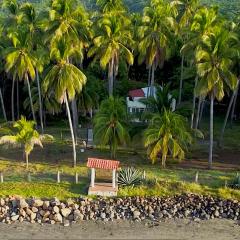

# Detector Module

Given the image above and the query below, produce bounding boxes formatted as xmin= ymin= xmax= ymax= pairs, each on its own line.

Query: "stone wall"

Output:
xmin=0 ymin=194 xmax=239 ymax=226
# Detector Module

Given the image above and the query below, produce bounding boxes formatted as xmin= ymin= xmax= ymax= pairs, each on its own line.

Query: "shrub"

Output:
xmin=227 ymin=173 xmax=240 ymax=189
xmin=118 ymin=167 xmax=143 ymax=187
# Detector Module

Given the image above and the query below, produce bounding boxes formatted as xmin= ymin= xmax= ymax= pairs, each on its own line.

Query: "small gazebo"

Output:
xmin=87 ymin=158 xmax=120 ymax=196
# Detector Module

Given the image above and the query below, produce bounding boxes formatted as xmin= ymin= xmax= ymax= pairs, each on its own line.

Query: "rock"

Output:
xmin=30 ymin=212 xmax=37 ymax=221
xmin=0 ymin=199 xmax=5 ymax=207
xmin=133 ymin=210 xmax=141 ymax=219
xmin=11 ymin=214 xmax=19 ymax=221
xmin=53 ymin=213 xmax=63 ymax=223
xmin=61 ymin=208 xmax=71 ymax=217
xmin=32 ymin=207 xmax=38 ymax=213
xmin=43 ymin=201 xmax=50 ymax=210
xmin=100 ymin=212 xmax=106 ymax=219
xmin=19 ymin=199 xmax=28 ymax=208
xmin=33 ymin=199 xmax=44 ymax=207
xmin=214 ymin=210 xmax=220 ymax=217
xmin=50 ymin=220 xmax=55 ymax=225
xmin=53 ymin=206 xmax=59 ymax=214
xmin=63 ymin=219 xmax=70 ymax=227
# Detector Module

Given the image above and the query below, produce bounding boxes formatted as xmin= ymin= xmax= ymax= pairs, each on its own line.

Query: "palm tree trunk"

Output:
xmin=162 ymin=155 xmax=166 ymax=168
xmin=219 ymin=80 xmax=239 ymax=147
xmin=194 ymin=97 xmax=202 ymax=129
xmin=71 ymin=98 xmax=79 ymax=144
xmin=11 ymin=78 xmax=15 ymax=122
xmin=0 ymin=88 xmax=7 ymax=122
xmin=16 ymin=80 xmax=19 ymax=119
xmin=36 ymin=70 xmax=44 ymax=133
xmin=209 ymin=93 xmax=214 ymax=169
xmin=178 ymin=55 xmax=184 ymax=105
xmin=230 ymin=81 xmax=239 ymax=127
xmin=150 ymin=62 xmax=155 ymax=97
xmin=191 ymin=76 xmax=198 ymax=129
xmin=25 ymin=152 xmax=29 ymax=169
xmin=64 ymin=93 xmax=77 ymax=167
xmin=147 ymin=66 xmax=151 ymax=98
xmin=26 ymin=75 xmax=36 ymax=122
xmin=199 ymin=98 xmax=205 ymax=128
xmin=108 ymin=58 xmax=114 ymax=96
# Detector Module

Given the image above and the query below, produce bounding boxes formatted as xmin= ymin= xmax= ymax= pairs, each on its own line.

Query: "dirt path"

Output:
xmin=0 ymin=219 xmax=239 ymax=240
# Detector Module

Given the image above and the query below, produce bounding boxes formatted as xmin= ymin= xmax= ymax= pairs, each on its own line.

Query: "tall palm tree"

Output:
xmin=138 ymin=0 xmax=177 ymax=97
xmin=42 ymin=38 xmax=87 ymax=167
xmin=4 ymin=29 xmax=37 ymax=122
xmin=42 ymin=0 xmax=91 ymax=138
xmin=20 ymin=2 xmax=46 ymax=133
xmin=181 ymin=6 xmax=219 ymax=128
xmin=93 ymin=97 xmax=129 ymax=158
xmin=174 ymin=0 xmax=199 ymax=105
xmin=88 ymin=14 xmax=134 ymax=96
xmin=144 ymin=110 xmax=193 ymax=168
xmin=195 ymin=25 xmax=238 ymax=169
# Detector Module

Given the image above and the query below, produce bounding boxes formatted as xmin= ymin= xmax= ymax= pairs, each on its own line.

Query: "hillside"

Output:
xmin=19 ymin=0 xmax=239 ymax=17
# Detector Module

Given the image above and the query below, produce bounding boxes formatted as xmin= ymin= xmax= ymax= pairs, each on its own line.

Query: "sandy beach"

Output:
xmin=0 ymin=219 xmax=239 ymax=240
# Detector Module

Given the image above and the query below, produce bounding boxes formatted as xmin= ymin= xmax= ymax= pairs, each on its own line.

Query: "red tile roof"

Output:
xmin=87 ymin=158 xmax=120 ymax=170
xmin=128 ymin=89 xmax=145 ymax=98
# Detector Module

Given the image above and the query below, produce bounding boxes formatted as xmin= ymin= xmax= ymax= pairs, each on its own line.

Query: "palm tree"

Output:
xmin=19 ymin=2 xmax=46 ymax=133
xmin=96 ymin=0 xmax=126 ymax=13
xmin=144 ymin=110 xmax=193 ymax=168
xmin=174 ymin=0 xmax=199 ymax=105
xmin=88 ymin=14 xmax=134 ymax=96
xmin=181 ymin=6 xmax=219 ymax=128
xmin=42 ymin=38 xmax=87 ymax=167
xmin=195 ymin=25 xmax=238 ymax=169
xmin=93 ymin=97 xmax=129 ymax=158
xmin=42 ymin=0 xmax=91 ymax=138
xmin=4 ymin=29 xmax=37 ymax=123
xmin=138 ymin=0 xmax=177 ymax=97
xmin=0 ymin=116 xmax=52 ymax=169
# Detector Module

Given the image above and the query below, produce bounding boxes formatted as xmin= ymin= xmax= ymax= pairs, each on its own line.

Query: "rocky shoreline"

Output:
xmin=0 ymin=194 xmax=239 ymax=226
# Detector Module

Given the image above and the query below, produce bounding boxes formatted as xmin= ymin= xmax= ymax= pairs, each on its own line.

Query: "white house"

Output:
xmin=126 ymin=86 xmax=176 ymax=115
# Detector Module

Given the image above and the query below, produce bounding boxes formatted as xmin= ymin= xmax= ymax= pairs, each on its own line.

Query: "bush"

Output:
xmin=227 ymin=173 xmax=240 ymax=189
xmin=118 ymin=167 xmax=143 ymax=187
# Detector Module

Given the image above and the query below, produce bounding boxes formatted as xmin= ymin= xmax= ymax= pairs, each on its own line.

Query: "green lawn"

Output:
xmin=0 ymin=117 xmax=239 ymax=200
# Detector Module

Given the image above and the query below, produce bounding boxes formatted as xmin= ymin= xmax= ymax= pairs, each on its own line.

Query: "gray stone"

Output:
xmin=133 ymin=210 xmax=141 ymax=219
xmin=19 ymin=199 xmax=28 ymax=208
xmin=33 ymin=199 xmax=44 ymax=207
xmin=63 ymin=219 xmax=70 ymax=227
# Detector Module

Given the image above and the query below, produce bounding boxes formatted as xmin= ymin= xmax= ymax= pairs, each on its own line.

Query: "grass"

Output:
xmin=0 ymin=117 xmax=239 ymax=200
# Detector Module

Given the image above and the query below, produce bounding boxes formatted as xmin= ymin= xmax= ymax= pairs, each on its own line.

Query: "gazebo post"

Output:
xmin=91 ymin=168 xmax=95 ymax=187
xmin=112 ymin=169 xmax=116 ymax=188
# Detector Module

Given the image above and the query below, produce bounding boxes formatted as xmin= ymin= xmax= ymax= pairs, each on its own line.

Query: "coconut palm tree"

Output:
xmin=173 ymin=0 xmax=199 ymax=105
xmin=181 ymin=6 xmax=219 ymax=128
xmin=4 ymin=29 xmax=37 ymax=123
xmin=93 ymin=97 xmax=129 ymax=158
xmin=88 ymin=14 xmax=134 ymax=96
xmin=41 ymin=0 xmax=91 ymax=138
xmin=195 ymin=25 xmax=238 ymax=169
xmin=138 ymin=0 xmax=177 ymax=97
xmin=97 ymin=0 xmax=126 ymax=13
xmin=0 ymin=116 xmax=52 ymax=169
xmin=144 ymin=110 xmax=193 ymax=168
xmin=42 ymin=38 xmax=87 ymax=167
xmin=19 ymin=2 xmax=46 ymax=133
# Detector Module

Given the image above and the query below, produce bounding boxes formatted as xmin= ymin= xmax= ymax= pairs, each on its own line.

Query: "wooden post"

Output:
xmin=57 ymin=171 xmax=60 ymax=183
xmin=0 ymin=172 xmax=3 ymax=183
xmin=27 ymin=172 xmax=31 ymax=182
xmin=143 ymin=170 xmax=146 ymax=180
xmin=75 ymin=172 xmax=79 ymax=184
xmin=112 ymin=169 xmax=116 ymax=188
xmin=195 ymin=171 xmax=199 ymax=183
xmin=91 ymin=168 xmax=95 ymax=187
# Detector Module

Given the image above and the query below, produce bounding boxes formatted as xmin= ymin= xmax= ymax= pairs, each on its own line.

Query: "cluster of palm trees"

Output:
xmin=0 ymin=0 xmax=239 ymax=168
